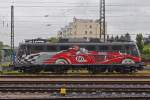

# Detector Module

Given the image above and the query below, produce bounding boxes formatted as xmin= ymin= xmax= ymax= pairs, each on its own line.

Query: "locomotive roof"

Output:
xmin=19 ymin=42 xmax=136 ymax=46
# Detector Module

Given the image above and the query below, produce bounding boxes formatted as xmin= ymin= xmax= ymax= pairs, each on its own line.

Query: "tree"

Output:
xmin=136 ymin=34 xmax=144 ymax=53
xmin=125 ymin=33 xmax=131 ymax=42
xmin=0 ymin=41 xmax=3 ymax=49
xmin=120 ymin=35 xmax=126 ymax=42
xmin=114 ymin=35 xmax=119 ymax=41
xmin=0 ymin=41 xmax=3 ymax=62
xmin=109 ymin=35 xmax=114 ymax=42
xmin=107 ymin=35 xmax=109 ymax=41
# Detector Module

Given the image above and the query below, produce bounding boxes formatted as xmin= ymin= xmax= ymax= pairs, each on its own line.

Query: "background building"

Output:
xmin=58 ymin=17 xmax=106 ymax=41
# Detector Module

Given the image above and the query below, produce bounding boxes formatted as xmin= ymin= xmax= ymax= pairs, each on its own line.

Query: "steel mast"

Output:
xmin=11 ymin=5 xmax=15 ymax=64
xmin=100 ymin=0 xmax=106 ymax=42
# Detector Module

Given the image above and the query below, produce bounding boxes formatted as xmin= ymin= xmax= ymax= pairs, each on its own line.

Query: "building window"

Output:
xmin=89 ymin=25 xmax=92 ymax=28
xmin=85 ymin=31 xmax=87 ymax=35
xmin=90 ymin=31 xmax=92 ymax=34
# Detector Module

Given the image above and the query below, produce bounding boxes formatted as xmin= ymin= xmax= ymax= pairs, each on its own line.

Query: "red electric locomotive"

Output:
xmin=16 ymin=39 xmax=143 ymax=74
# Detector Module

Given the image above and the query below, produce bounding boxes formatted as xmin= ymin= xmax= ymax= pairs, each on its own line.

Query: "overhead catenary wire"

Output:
xmin=1 ymin=15 xmax=150 ymax=18
xmin=0 ymin=3 xmax=148 ymax=8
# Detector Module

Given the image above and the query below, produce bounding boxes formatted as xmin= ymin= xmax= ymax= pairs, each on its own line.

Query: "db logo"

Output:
xmin=76 ymin=56 xmax=85 ymax=62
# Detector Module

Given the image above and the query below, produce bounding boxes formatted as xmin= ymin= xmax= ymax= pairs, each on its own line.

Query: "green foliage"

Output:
xmin=0 ymin=63 xmax=11 ymax=67
xmin=125 ymin=33 xmax=131 ymax=41
xmin=48 ymin=37 xmax=59 ymax=43
xmin=143 ymin=44 xmax=150 ymax=54
xmin=3 ymin=45 xmax=9 ymax=47
xmin=0 ymin=41 xmax=3 ymax=62
xmin=142 ymin=54 xmax=150 ymax=61
xmin=136 ymin=34 xmax=144 ymax=53
xmin=142 ymin=44 xmax=150 ymax=61
xmin=1 ymin=71 xmax=21 ymax=75
xmin=0 ymin=41 xmax=3 ymax=49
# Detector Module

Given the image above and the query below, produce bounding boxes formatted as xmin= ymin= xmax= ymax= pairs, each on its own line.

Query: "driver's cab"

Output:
xmin=76 ymin=48 xmax=88 ymax=55
xmin=68 ymin=46 xmax=88 ymax=55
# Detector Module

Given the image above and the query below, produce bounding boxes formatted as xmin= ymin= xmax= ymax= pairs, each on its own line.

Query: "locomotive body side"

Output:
xmin=15 ymin=42 xmax=143 ymax=74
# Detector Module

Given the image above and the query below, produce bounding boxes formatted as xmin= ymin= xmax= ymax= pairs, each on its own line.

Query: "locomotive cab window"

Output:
xmin=31 ymin=45 xmax=45 ymax=53
xmin=47 ymin=45 xmax=57 ymax=52
xmin=85 ymin=45 xmax=96 ymax=51
xmin=59 ymin=45 xmax=70 ymax=51
xmin=98 ymin=45 xmax=109 ymax=52
xmin=111 ymin=45 xmax=123 ymax=53
xmin=34 ymin=45 xmax=44 ymax=51
xmin=125 ymin=45 xmax=139 ymax=57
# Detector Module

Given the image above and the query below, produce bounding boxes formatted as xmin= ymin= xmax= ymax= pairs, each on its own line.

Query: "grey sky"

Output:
xmin=0 ymin=0 xmax=150 ymax=46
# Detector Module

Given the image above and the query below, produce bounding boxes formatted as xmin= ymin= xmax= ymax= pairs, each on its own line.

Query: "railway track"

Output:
xmin=0 ymin=75 xmax=150 ymax=99
xmin=1 ymin=93 xmax=150 ymax=100
xmin=1 ymin=74 xmax=150 ymax=78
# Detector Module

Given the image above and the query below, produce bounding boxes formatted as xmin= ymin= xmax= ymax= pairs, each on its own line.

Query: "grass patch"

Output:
xmin=1 ymin=70 xmax=22 ymax=75
xmin=1 ymin=69 xmax=150 ymax=76
xmin=0 ymin=63 xmax=11 ymax=67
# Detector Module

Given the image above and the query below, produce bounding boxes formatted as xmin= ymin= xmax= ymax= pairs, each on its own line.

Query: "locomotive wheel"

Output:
xmin=54 ymin=69 xmax=67 ymax=74
xmin=55 ymin=59 xmax=69 ymax=64
xmin=121 ymin=59 xmax=135 ymax=64
xmin=120 ymin=68 xmax=130 ymax=74
xmin=89 ymin=70 xmax=97 ymax=74
xmin=107 ymin=68 xmax=114 ymax=73
xmin=115 ymin=68 xmax=122 ymax=73
xmin=121 ymin=59 xmax=135 ymax=74
xmin=88 ymin=68 xmax=99 ymax=74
